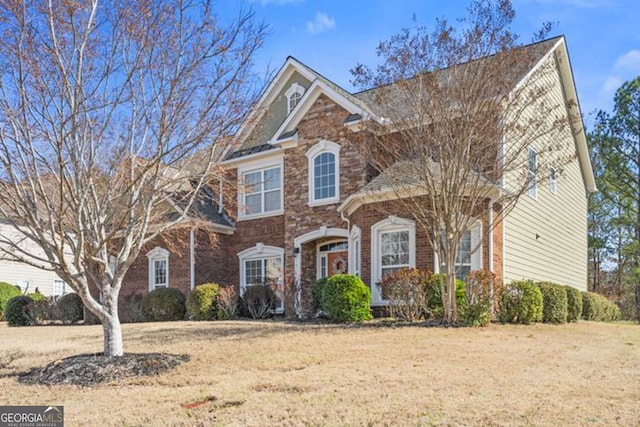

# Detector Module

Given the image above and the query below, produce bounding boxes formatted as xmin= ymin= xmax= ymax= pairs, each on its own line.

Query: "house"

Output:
xmin=116 ymin=35 xmax=595 ymax=317
xmin=0 ymin=219 xmax=70 ymax=296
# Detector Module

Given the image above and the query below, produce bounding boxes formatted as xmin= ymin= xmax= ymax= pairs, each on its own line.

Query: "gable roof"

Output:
xmin=225 ymin=36 xmax=595 ymax=194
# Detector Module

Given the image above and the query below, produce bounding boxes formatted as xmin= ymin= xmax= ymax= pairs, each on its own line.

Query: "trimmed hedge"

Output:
xmin=142 ymin=288 xmax=186 ymax=322
xmin=186 ymin=283 xmax=220 ymax=320
xmin=0 ymin=282 xmax=22 ymax=321
xmin=312 ymin=278 xmax=329 ymax=313
xmin=537 ymin=282 xmax=568 ymax=324
xmin=5 ymin=295 xmax=35 ymax=326
xmin=564 ymin=286 xmax=582 ymax=322
xmin=582 ymin=291 xmax=620 ymax=322
xmin=499 ymin=280 xmax=543 ymax=324
xmin=322 ymin=274 xmax=372 ymax=322
xmin=27 ymin=292 xmax=47 ymax=303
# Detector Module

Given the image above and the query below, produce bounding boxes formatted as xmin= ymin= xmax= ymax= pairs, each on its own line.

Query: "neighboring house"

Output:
xmin=0 ymin=220 xmax=69 ymax=296
xmin=117 ymin=35 xmax=595 ymax=317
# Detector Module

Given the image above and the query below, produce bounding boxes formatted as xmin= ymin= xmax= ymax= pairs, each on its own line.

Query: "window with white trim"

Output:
xmin=528 ymin=146 xmax=537 ymax=199
xmin=285 ymin=83 xmax=305 ymax=115
xmin=549 ymin=167 xmax=557 ymax=194
xmin=371 ymin=217 xmax=416 ymax=304
xmin=238 ymin=244 xmax=284 ymax=311
xmin=306 ymin=140 xmax=340 ymax=205
xmin=52 ymin=279 xmax=66 ymax=296
xmin=455 ymin=222 xmax=482 ymax=282
xmin=241 ymin=165 xmax=282 ymax=217
xmin=349 ymin=226 xmax=361 ymax=277
xmin=147 ymin=247 xmax=170 ymax=291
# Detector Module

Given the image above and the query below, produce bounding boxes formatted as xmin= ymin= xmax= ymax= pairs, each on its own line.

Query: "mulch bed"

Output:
xmin=18 ymin=352 xmax=189 ymax=386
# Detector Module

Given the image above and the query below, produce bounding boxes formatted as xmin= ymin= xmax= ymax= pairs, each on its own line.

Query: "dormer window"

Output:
xmin=285 ymin=83 xmax=305 ymax=115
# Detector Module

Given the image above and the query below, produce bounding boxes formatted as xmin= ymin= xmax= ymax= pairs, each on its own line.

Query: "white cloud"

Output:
xmin=600 ymin=76 xmax=623 ymax=98
xmin=250 ymin=0 xmax=301 ymax=6
xmin=306 ymin=12 xmax=336 ymax=35
xmin=614 ymin=49 xmax=640 ymax=72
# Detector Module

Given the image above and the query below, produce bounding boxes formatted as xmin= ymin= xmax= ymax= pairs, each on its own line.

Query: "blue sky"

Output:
xmin=220 ymin=0 xmax=640 ymax=129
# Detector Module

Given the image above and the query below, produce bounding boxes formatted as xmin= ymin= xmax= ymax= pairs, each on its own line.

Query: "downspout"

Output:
xmin=218 ymin=180 xmax=224 ymax=214
xmin=189 ymin=228 xmax=195 ymax=290
xmin=488 ymin=199 xmax=494 ymax=273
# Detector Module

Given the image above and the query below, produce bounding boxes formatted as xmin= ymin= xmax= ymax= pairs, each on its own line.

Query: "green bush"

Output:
xmin=243 ymin=284 xmax=278 ymax=319
xmin=5 ymin=295 xmax=35 ymax=326
xmin=427 ymin=274 xmax=466 ymax=319
xmin=537 ymin=282 xmax=568 ymax=324
xmin=499 ymin=280 xmax=543 ymax=324
xmin=321 ymin=274 xmax=372 ymax=323
xmin=55 ymin=293 xmax=84 ymax=324
xmin=312 ymin=278 xmax=329 ymax=312
xmin=461 ymin=302 xmax=493 ymax=327
xmin=0 ymin=282 xmax=22 ymax=321
xmin=186 ymin=283 xmax=220 ymax=320
xmin=564 ymin=286 xmax=582 ymax=322
xmin=582 ymin=291 xmax=620 ymax=322
xmin=27 ymin=292 xmax=47 ymax=303
xmin=142 ymin=288 xmax=186 ymax=322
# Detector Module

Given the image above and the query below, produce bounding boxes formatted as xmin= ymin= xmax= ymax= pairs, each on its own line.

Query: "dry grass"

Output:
xmin=0 ymin=320 xmax=639 ymax=426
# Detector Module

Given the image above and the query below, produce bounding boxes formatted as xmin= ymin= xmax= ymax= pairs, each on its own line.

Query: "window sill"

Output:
xmin=238 ymin=210 xmax=284 ymax=221
xmin=307 ymin=198 xmax=339 ymax=208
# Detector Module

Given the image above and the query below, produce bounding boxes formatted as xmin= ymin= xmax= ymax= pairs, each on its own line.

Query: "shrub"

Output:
xmin=427 ymin=274 xmax=466 ymax=319
xmin=537 ymin=282 xmax=568 ymax=324
xmin=216 ymin=286 xmax=239 ymax=320
xmin=564 ymin=286 xmax=582 ymax=322
xmin=186 ymin=283 xmax=220 ymax=321
xmin=121 ymin=293 xmax=145 ymax=323
xmin=499 ymin=280 xmax=543 ymax=324
xmin=141 ymin=288 xmax=186 ymax=322
xmin=27 ymin=292 xmax=47 ymax=303
xmin=322 ymin=274 xmax=372 ymax=323
xmin=54 ymin=293 xmax=84 ymax=324
xmin=312 ymin=278 xmax=329 ymax=313
xmin=377 ymin=268 xmax=432 ymax=321
xmin=462 ymin=270 xmax=503 ymax=327
xmin=582 ymin=291 xmax=621 ymax=322
xmin=0 ymin=282 xmax=22 ymax=321
xmin=5 ymin=295 xmax=35 ymax=326
xmin=29 ymin=299 xmax=53 ymax=325
xmin=243 ymin=284 xmax=278 ymax=319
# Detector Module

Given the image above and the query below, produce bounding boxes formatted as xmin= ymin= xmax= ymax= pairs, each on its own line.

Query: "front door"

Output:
xmin=317 ymin=240 xmax=348 ymax=279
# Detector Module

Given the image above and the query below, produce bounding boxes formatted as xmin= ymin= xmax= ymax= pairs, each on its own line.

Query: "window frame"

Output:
xmin=52 ymin=279 xmax=66 ymax=296
xmin=237 ymin=158 xmax=284 ymax=220
xmin=454 ymin=221 xmax=482 ymax=282
xmin=238 ymin=244 xmax=285 ymax=312
xmin=306 ymin=140 xmax=341 ymax=206
xmin=528 ymin=146 xmax=537 ymax=199
xmin=371 ymin=216 xmax=416 ymax=305
xmin=285 ymin=82 xmax=305 ymax=115
xmin=349 ymin=225 xmax=361 ymax=278
xmin=147 ymin=246 xmax=170 ymax=291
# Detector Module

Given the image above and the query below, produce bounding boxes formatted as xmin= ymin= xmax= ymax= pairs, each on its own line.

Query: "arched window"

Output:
xmin=371 ymin=216 xmax=416 ymax=305
xmin=285 ymin=83 xmax=305 ymax=115
xmin=306 ymin=140 xmax=340 ymax=205
xmin=147 ymin=247 xmax=170 ymax=291
xmin=238 ymin=244 xmax=284 ymax=312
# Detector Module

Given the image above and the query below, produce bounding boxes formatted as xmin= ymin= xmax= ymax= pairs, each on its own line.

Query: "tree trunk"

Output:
xmin=101 ymin=291 xmax=124 ymax=357
xmin=102 ymin=316 xmax=124 ymax=357
xmin=635 ymin=283 xmax=640 ymax=324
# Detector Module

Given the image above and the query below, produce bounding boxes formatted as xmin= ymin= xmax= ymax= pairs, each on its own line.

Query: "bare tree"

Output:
xmin=349 ymin=0 xmax=578 ymax=323
xmin=0 ymin=0 xmax=266 ymax=356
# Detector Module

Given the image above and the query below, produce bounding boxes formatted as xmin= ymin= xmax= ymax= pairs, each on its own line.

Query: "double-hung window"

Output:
xmin=241 ymin=165 xmax=282 ymax=217
xmin=528 ymin=146 xmax=537 ymax=199
xmin=147 ymin=247 xmax=170 ymax=291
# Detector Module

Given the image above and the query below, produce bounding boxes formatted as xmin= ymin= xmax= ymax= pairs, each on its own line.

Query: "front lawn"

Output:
xmin=0 ymin=320 xmax=638 ymax=426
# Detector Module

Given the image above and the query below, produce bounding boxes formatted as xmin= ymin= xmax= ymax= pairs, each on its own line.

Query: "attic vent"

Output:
xmin=285 ymin=83 xmax=305 ymax=115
